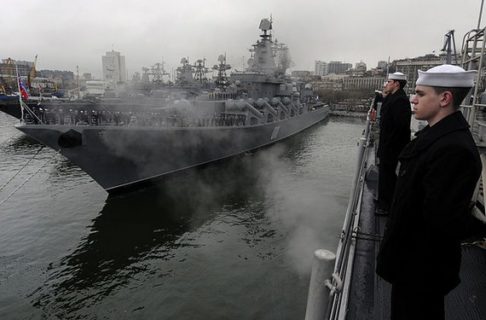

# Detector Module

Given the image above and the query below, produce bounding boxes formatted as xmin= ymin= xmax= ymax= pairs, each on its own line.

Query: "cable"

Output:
xmin=0 ymin=146 xmax=44 ymax=192
xmin=0 ymin=155 xmax=52 ymax=206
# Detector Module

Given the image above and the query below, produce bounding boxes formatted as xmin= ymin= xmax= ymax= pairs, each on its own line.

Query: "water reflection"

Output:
xmin=0 ymin=135 xmax=42 ymax=154
xmin=283 ymin=117 xmax=330 ymax=159
xmin=27 ymin=121 xmax=340 ymax=318
xmin=29 ymin=152 xmax=273 ymax=316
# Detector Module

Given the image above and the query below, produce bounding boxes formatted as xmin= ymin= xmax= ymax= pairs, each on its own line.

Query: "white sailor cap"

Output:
xmin=416 ymin=64 xmax=477 ymax=87
xmin=388 ymin=72 xmax=407 ymax=81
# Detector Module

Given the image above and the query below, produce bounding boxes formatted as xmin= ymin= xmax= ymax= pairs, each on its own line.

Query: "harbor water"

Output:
xmin=0 ymin=112 xmax=364 ymax=319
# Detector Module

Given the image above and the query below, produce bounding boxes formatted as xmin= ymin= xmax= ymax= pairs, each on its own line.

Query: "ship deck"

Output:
xmin=345 ymin=146 xmax=486 ymax=319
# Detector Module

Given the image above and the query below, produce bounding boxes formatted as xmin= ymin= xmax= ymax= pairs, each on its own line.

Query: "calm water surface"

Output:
xmin=0 ymin=112 xmax=365 ymax=319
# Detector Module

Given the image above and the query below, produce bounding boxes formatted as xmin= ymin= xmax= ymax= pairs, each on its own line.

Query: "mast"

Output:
xmin=212 ymin=54 xmax=231 ymax=89
xmin=248 ymin=18 xmax=277 ymax=74
xmin=76 ymin=65 xmax=80 ymax=99
xmin=442 ymin=30 xmax=457 ymax=65
xmin=478 ymin=0 xmax=485 ymax=30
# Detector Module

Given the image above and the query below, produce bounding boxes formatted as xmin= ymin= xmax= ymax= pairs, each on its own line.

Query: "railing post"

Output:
xmin=305 ymin=249 xmax=336 ymax=320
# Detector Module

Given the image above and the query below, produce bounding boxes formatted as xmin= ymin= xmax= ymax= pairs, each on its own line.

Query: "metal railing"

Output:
xmin=305 ymin=106 xmax=375 ymax=320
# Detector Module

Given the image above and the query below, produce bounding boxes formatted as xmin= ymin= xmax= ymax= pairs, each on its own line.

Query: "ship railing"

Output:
xmin=460 ymin=23 xmax=486 ymax=224
xmin=22 ymin=107 xmax=250 ymax=128
xmin=22 ymin=101 xmax=328 ymax=128
xmin=208 ymin=92 xmax=237 ymax=100
xmin=305 ymin=104 xmax=374 ymax=320
xmin=460 ymin=24 xmax=486 ymax=142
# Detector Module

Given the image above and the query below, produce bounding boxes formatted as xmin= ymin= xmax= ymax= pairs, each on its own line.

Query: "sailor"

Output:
xmin=376 ymin=72 xmax=412 ymax=215
xmin=376 ymin=64 xmax=486 ymax=319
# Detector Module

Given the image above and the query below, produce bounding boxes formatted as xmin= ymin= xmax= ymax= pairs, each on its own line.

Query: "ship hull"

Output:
xmin=0 ymin=96 xmax=24 ymax=119
xmin=16 ymin=107 xmax=329 ymax=193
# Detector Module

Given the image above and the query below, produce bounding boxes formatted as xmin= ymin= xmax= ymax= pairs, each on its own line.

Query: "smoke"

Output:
xmin=98 ymin=107 xmax=344 ymax=277
xmin=253 ymin=143 xmax=343 ymax=275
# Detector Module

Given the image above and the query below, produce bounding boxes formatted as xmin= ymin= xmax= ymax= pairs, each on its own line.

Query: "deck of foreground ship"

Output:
xmin=304 ymin=115 xmax=486 ymax=319
xmin=346 ymin=139 xmax=486 ymax=319
xmin=307 ymin=23 xmax=486 ymax=320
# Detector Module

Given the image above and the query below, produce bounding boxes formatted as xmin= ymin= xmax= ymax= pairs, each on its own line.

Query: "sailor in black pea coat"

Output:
xmin=376 ymin=73 xmax=411 ymax=213
xmin=376 ymin=65 xmax=485 ymax=320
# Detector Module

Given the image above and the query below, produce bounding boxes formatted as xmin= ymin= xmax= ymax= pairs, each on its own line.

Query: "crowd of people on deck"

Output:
xmin=23 ymin=106 xmax=249 ymax=128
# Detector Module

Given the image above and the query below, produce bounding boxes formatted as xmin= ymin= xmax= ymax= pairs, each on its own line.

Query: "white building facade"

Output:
xmin=314 ymin=60 xmax=328 ymax=76
xmin=102 ymin=50 xmax=126 ymax=89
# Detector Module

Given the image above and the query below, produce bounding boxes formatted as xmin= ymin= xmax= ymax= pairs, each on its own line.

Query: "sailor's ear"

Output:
xmin=439 ymin=91 xmax=453 ymax=108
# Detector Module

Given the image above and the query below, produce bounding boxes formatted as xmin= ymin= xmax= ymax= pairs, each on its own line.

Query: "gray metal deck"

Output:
xmin=346 ymin=154 xmax=486 ymax=319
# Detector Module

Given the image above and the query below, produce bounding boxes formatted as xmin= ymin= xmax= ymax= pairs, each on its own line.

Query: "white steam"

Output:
xmin=254 ymin=144 xmax=342 ymax=275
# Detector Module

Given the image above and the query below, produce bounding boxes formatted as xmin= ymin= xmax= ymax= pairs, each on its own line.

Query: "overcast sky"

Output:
xmin=3 ymin=0 xmax=484 ymax=78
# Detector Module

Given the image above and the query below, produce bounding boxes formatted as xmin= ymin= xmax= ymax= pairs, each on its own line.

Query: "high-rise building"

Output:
xmin=102 ymin=50 xmax=126 ymax=88
xmin=315 ymin=60 xmax=328 ymax=76
xmin=377 ymin=60 xmax=387 ymax=70
xmin=327 ymin=61 xmax=352 ymax=75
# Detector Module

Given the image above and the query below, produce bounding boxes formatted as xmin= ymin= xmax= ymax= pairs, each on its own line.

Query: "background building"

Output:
xmin=377 ymin=60 xmax=388 ymax=71
xmin=0 ymin=59 xmax=33 ymax=77
xmin=393 ymin=54 xmax=446 ymax=93
xmin=315 ymin=60 xmax=328 ymax=76
xmin=291 ymin=70 xmax=312 ymax=79
xmin=327 ymin=61 xmax=352 ymax=75
xmin=343 ymin=76 xmax=385 ymax=90
xmin=102 ymin=50 xmax=126 ymax=89
xmin=354 ymin=61 xmax=367 ymax=75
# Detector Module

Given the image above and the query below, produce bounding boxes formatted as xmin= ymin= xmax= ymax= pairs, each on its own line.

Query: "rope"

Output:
xmin=20 ymin=100 xmax=43 ymax=124
xmin=0 ymin=146 xmax=51 ymax=206
xmin=0 ymin=146 xmax=45 ymax=193
xmin=0 ymin=159 xmax=50 ymax=206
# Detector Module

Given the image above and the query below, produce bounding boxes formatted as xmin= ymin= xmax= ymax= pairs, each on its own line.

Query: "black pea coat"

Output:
xmin=376 ymin=111 xmax=483 ymax=294
xmin=377 ymin=88 xmax=412 ymax=164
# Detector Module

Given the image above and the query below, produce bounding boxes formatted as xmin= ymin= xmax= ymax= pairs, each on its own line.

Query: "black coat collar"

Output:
xmin=400 ymin=111 xmax=470 ymax=158
xmin=383 ymin=88 xmax=407 ymax=106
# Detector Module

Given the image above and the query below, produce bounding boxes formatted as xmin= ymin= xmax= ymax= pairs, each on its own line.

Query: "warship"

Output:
xmin=0 ymin=57 xmax=208 ymax=121
xmin=14 ymin=18 xmax=329 ymax=194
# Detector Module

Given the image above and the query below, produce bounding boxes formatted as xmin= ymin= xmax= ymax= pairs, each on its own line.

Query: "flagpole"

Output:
xmin=15 ymin=64 xmax=43 ymax=124
xmin=15 ymin=64 xmax=25 ymax=122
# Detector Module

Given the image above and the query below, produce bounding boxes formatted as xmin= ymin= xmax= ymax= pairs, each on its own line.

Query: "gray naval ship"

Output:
xmin=15 ymin=18 xmax=330 ymax=194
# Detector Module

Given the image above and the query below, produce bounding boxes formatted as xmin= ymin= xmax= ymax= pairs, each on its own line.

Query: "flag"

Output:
xmin=18 ymin=78 xmax=29 ymax=100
